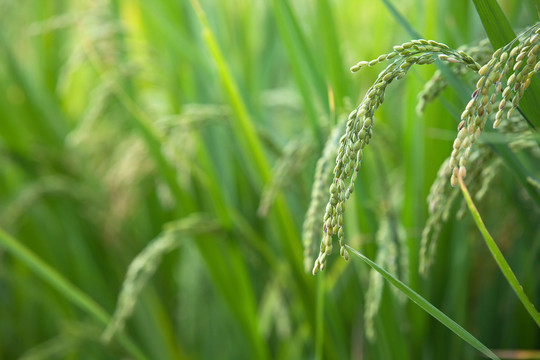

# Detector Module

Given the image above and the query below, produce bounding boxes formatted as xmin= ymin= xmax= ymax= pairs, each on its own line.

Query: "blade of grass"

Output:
xmin=80 ymin=20 xmax=269 ymax=357
xmin=485 ymin=137 xmax=540 ymax=207
xmin=195 ymin=237 xmax=269 ymax=360
xmin=472 ymin=0 xmax=540 ymax=134
xmin=457 ymin=175 xmax=540 ymax=328
xmin=273 ymin=0 xmax=328 ymax=104
xmin=315 ymin=0 xmax=349 ymax=112
xmin=190 ymin=1 xmax=314 ymax=334
xmin=0 ymin=228 xmax=147 ymax=360
xmin=471 ymin=0 xmax=515 ymax=47
xmin=346 ymin=244 xmax=500 ymax=360
xmin=379 ymin=0 xmax=472 ymax=101
xmin=190 ymin=0 xmax=272 ymax=188
xmin=0 ymin=29 xmax=67 ymax=148
xmin=379 ymin=0 xmax=420 ymax=38
xmin=270 ymin=0 xmax=324 ymax=144
xmin=272 ymin=0 xmax=324 ymax=144
xmin=80 ymin=5 xmax=306 ymax=357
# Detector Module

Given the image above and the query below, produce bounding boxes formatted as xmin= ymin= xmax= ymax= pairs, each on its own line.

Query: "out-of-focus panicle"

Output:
xmin=302 ymin=124 xmax=344 ymax=273
xmin=420 ymin=110 xmax=535 ymax=275
xmin=258 ymin=136 xmax=314 ymax=218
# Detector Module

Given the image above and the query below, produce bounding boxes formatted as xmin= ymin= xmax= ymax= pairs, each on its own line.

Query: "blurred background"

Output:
xmin=1 ymin=0 xmax=539 ymax=359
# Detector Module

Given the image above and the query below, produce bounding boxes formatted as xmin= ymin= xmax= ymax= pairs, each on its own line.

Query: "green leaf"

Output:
xmin=457 ymin=176 xmax=540 ymax=328
xmin=485 ymin=136 xmax=540 ymax=207
xmin=191 ymin=0 xmax=272 ymax=189
xmin=270 ymin=0 xmax=325 ymax=143
xmin=379 ymin=0 xmax=473 ymax=101
xmin=346 ymin=245 xmax=500 ymax=360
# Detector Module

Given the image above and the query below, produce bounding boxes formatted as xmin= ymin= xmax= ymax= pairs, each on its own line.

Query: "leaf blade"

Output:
xmin=346 ymin=245 xmax=500 ymax=360
xmin=457 ymin=175 xmax=540 ymax=328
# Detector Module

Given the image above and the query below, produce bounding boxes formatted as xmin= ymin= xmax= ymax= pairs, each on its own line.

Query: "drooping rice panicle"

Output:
xmin=420 ymin=110 xmax=534 ymax=274
xmin=102 ymin=214 xmax=220 ymax=342
xmin=449 ymin=23 xmax=540 ymax=187
xmin=417 ymin=39 xmax=493 ymax=115
xmin=313 ymin=41 xmax=481 ymax=274
xmin=258 ymin=136 xmax=314 ymax=217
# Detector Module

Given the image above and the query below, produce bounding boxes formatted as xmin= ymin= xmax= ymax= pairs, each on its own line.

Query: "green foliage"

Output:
xmin=0 ymin=1 xmax=539 ymax=359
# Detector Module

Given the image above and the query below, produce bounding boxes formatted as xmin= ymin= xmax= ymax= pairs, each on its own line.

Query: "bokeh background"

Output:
xmin=1 ymin=0 xmax=539 ymax=359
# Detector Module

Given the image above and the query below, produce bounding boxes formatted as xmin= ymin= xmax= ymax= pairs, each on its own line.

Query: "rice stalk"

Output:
xmin=457 ymin=175 xmax=540 ymax=327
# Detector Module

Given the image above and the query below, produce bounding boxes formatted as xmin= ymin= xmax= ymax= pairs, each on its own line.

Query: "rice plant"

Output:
xmin=0 ymin=0 xmax=539 ymax=359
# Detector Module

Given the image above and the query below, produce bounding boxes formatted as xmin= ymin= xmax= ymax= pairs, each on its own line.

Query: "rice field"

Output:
xmin=1 ymin=0 xmax=539 ymax=359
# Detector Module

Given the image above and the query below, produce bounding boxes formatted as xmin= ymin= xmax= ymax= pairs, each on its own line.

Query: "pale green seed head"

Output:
xmin=478 ymin=64 xmax=489 ymax=75
xmin=510 ymin=46 xmax=520 ymax=58
xmin=402 ymin=42 xmax=414 ymax=49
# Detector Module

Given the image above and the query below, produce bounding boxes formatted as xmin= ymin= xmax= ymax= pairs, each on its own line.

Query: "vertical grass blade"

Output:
xmin=457 ymin=176 xmax=540 ymax=328
xmin=270 ymin=0 xmax=325 ymax=143
xmin=190 ymin=0 xmax=271 ymax=188
xmin=315 ymin=0 xmax=349 ymax=112
xmin=0 ymin=31 xmax=67 ymax=147
xmin=471 ymin=0 xmax=515 ymax=48
xmin=346 ymin=245 xmax=500 ymax=360
xmin=190 ymin=1 xmax=312 ymax=332
xmin=379 ymin=0 xmax=472 ymax=101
